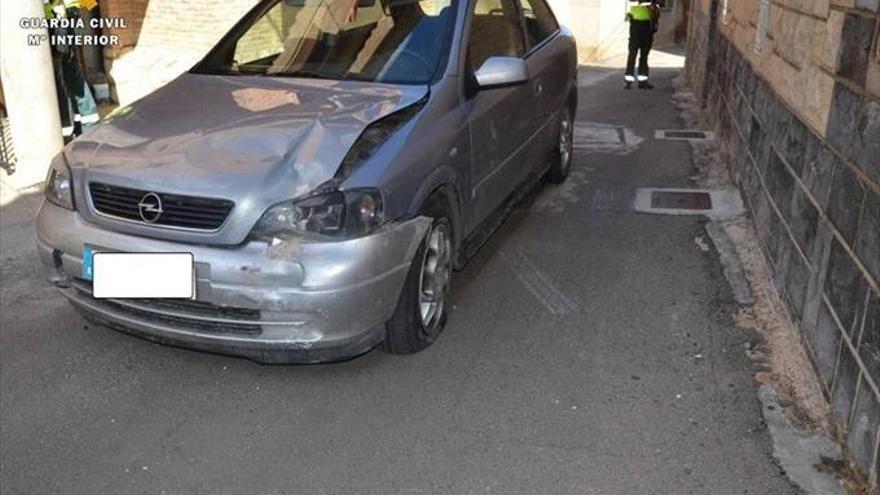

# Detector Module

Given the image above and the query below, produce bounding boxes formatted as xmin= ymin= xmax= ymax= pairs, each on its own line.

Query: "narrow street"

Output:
xmin=1 ymin=50 xmax=797 ymax=494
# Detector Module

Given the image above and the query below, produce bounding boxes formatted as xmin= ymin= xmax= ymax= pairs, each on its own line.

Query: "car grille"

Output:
xmin=71 ymin=279 xmax=263 ymax=335
xmin=89 ymin=182 xmax=234 ymax=230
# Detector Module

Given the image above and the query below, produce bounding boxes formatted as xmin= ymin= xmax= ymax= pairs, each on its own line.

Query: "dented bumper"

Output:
xmin=35 ymin=200 xmax=431 ymax=363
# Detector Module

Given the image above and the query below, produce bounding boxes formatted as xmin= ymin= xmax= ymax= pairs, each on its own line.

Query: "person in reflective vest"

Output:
xmin=624 ymin=0 xmax=661 ymax=90
xmin=44 ymin=0 xmax=100 ymax=138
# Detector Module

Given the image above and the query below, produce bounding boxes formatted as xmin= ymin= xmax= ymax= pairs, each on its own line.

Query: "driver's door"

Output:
xmin=463 ymin=0 xmax=534 ymax=231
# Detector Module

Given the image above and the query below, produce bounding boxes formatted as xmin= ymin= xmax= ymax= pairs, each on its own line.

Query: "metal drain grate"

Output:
xmin=654 ymin=129 xmax=715 ymax=141
xmin=650 ymin=191 xmax=713 ymax=210
xmin=634 ymin=188 xmax=745 ymax=219
xmin=0 ymin=117 xmax=16 ymax=175
xmin=664 ymin=130 xmax=708 ymax=139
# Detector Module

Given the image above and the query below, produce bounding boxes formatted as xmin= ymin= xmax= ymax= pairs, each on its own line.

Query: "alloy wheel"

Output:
xmin=559 ymin=109 xmax=573 ymax=173
xmin=418 ymin=222 xmax=452 ymax=330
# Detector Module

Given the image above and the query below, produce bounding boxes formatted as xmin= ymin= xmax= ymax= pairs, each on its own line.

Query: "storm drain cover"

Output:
xmin=665 ymin=130 xmax=708 ymax=139
xmin=654 ymin=129 xmax=715 ymax=141
xmin=651 ymin=190 xmax=713 ymax=210
xmin=634 ymin=188 xmax=745 ymax=220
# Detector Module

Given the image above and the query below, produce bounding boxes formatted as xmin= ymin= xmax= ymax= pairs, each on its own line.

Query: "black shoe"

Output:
xmin=638 ymin=81 xmax=654 ymax=89
xmin=624 ymin=81 xmax=633 ymax=90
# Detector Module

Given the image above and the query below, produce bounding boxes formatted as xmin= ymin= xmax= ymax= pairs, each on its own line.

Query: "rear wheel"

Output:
xmin=383 ymin=205 xmax=453 ymax=354
xmin=547 ymin=106 xmax=574 ymax=184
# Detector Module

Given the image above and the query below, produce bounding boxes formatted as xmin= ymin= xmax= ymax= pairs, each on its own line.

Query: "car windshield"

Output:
xmin=195 ymin=0 xmax=455 ymax=84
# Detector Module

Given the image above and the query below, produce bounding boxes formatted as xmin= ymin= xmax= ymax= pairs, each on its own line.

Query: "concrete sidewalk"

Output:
xmin=1 ymin=50 xmax=799 ymax=494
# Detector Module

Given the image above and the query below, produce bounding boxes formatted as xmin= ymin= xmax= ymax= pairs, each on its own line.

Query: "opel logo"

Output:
xmin=137 ymin=193 xmax=164 ymax=223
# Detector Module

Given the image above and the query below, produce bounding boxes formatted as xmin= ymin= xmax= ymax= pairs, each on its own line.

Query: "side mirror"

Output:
xmin=474 ymin=57 xmax=529 ymax=90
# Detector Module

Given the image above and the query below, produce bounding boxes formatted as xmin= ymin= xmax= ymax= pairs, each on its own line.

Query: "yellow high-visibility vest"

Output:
xmin=62 ymin=0 xmax=98 ymax=10
xmin=46 ymin=0 xmax=97 ymax=16
xmin=629 ymin=3 xmax=653 ymax=21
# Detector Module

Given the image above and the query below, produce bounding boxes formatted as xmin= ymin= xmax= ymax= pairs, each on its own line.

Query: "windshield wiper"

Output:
xmin=341 ymin=72 xmax=375 ymax=82
xmin=267 ymin=69 xmax=378 ymax=82
xmin=267 ymin=70 xmax=339 ymax=80
xmin=192 ymin=67 xmax=245 ymax=76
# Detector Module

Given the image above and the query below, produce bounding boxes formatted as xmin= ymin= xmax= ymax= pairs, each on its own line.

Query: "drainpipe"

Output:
xmin=702 ymin=0 xmax=721 ymax=108
xmin=0 ymin=0 xmax=64 ymax=196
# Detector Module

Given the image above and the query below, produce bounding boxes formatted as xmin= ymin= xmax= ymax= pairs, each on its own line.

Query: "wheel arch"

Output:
xmin=408 ymin=169 xmax=464 ymax=263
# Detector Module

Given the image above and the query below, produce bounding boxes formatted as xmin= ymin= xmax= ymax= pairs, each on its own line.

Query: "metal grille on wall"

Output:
xmin=0 ymin=77 xmax=14 ymax=175
xmin=0 ymin=116 xmax=15 ymax=176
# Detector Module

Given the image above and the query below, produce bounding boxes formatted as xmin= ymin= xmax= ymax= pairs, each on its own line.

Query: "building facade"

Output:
xmin=686 ymin=0 xmax=880 ymax=488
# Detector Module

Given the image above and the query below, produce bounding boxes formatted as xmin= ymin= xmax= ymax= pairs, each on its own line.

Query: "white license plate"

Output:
xmin=92 ymin=253 xmax=194 ymax=299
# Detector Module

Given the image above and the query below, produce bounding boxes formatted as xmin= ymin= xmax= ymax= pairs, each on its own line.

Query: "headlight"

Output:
xmin=44 ymin=154 xmax=74 ymax=210
xmin=250 ymin=189 xmax=384 ymax=240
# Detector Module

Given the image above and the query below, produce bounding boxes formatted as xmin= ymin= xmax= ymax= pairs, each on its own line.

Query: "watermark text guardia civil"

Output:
xmin=20 ymin=17 xmax=127 ymax=47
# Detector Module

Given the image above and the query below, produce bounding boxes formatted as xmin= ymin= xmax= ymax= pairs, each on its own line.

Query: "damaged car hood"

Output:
xmin=67 ymin=73 xmax=427 ymax=245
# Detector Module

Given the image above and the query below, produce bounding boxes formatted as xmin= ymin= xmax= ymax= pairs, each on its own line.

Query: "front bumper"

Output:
xmin=36 ymin=200 xmax=431 ymax=363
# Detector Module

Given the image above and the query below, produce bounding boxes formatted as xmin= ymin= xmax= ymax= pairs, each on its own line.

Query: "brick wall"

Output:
xmin=99 ymin=0 xmax=259 ymax=104
xmin=686 ymin=0 xmax=880 ymax=488
xmin=99 ymin=0 xmax=149 ymax=59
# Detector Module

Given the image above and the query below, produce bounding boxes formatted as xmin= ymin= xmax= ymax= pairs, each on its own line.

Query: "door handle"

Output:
xmin=533 ymin=78 xmax=544 ymax=96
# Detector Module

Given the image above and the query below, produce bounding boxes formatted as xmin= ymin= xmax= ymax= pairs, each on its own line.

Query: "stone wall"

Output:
xmin=99 ymin=0 xmax=150 ymax=59
xmin=686 ymin=0 xmax=880 ymax=488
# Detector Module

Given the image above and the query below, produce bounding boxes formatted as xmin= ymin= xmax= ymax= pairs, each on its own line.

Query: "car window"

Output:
xmin=517 ymin=0 xmax=558 ymax=48
xmin=467 ymin=0 xmax=525 ymax=71
xmin=198 ymin=0 xmax=455 ymax=85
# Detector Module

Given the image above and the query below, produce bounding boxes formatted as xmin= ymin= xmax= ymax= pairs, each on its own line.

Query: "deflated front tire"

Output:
xmin=548 ymin=106 xmax=574 ymax=184
xmin=382 ymin=205 xmax=453 ymax=354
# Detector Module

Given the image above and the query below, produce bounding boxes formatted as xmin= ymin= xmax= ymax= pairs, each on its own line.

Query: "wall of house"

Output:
xmin=686 ymin=0 xmax=880 ymax=488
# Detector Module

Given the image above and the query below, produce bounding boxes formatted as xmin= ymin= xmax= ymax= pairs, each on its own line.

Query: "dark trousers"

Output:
xmin=625 ymin=20 xmax=654 ymax=81
xmin=54 ymin=55 xmax=99 ymax=138
xmin=51 ymin=11 xmax=99 ymax=138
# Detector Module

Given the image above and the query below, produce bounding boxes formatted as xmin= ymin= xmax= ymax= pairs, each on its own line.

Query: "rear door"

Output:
xmin=463 ymin=0 xmax=533 ymax=230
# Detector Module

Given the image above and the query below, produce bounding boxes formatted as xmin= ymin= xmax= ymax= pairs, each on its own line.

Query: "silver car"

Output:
xmin=36 ymin=0 xmax=577 ymax=363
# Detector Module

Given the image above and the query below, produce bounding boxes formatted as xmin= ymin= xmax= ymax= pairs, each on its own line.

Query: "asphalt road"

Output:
xmin=1 ymin=52 xmax=797 ymax=494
